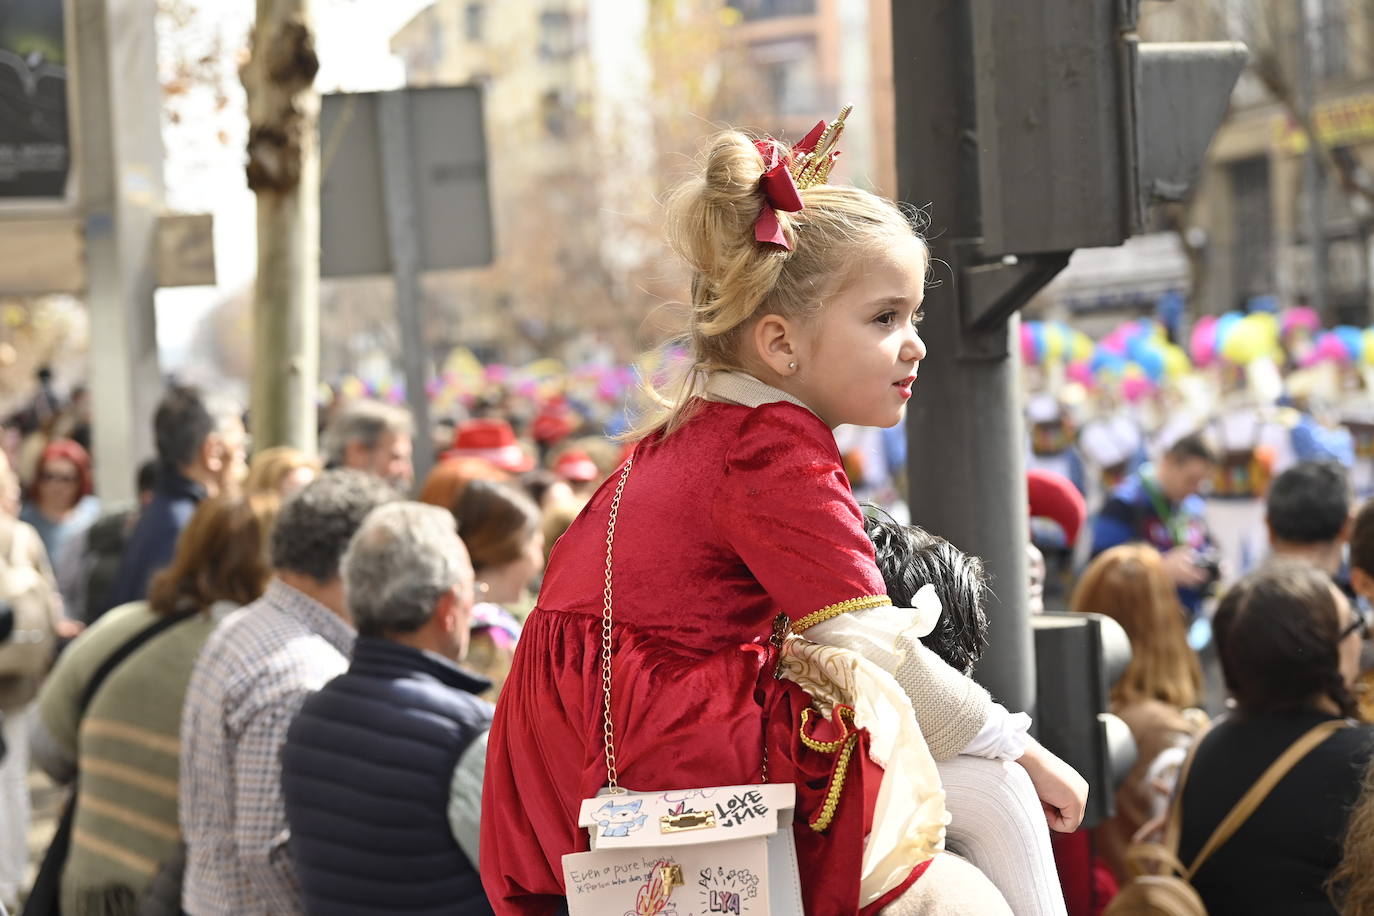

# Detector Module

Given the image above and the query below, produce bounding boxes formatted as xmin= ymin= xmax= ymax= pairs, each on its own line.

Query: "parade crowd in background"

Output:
xmin=0 ymin=296 xmax=1373 ymax=913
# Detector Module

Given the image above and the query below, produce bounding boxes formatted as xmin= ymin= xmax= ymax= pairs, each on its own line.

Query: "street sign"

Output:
xmin=319 ymin=86 xmax=493 ymax=277
xmin=0 ymin=0 xmax=73 ymax=201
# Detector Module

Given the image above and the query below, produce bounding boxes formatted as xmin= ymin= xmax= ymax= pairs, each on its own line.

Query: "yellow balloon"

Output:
xmin=1164 ymin=344 xmax=1191 ymax=379
xmin=1221 ymin=317 xmax=1268 ymax=365
xmin=1363 ymin=329 xmax=1374 ymax=367
xmin=1250 ymin=311 xmax=1280 ymax=346
xmin=443 ymin=346 xmax=484 ymax=379
xmin=1044 ymin=325 xmax=1065 ymax=363
xmin=1071 ymin=331 xmax=1093 ymax=363
xmin=340 ymin=376 xmax=366 ymax=400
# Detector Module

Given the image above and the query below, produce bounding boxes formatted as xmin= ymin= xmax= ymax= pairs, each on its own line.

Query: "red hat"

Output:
xmin=1027 ymin=469 xmax=1086 ymax=546
xmin=443 ymin=419 xmax=534 ymax=473
xmin=553 ymin=449 xmax=599 ymax=483
xmin=531 ymin=398 xmax=577 ymax=446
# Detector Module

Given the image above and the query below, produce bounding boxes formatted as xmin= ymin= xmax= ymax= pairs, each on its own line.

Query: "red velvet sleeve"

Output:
xmin=714 ymin=402 xmax=891 ymax=630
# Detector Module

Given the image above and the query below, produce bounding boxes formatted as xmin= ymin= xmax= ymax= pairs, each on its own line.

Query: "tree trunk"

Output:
xmin=242 ymin=0 xmax=319 ymax=452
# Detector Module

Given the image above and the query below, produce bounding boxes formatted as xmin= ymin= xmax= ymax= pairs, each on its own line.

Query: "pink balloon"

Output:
xmin=1066 ymin=361 xmax=1094 ymax=388
xmin=1190 ymin=315 xmax=1218 ymax=366
xmin=1020 ymin=323 xmax=1037 ymax=364
xmin=1121 ymin=376 xmax=1155 ymax=402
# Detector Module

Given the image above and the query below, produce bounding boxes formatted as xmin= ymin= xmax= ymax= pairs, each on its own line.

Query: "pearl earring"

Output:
xmin=788 ymin=361 xmax=797 ymax=370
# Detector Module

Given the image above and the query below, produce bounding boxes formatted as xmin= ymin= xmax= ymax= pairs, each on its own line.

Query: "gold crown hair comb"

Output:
xmin=790 ymin=104 xmax=852 ymax=190
xmin=754 ymin=105 xmax=853 ymax=249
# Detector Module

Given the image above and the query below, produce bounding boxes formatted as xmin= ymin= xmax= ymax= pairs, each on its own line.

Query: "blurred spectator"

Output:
xmin=1028 ymin=468 xmax=1088 ymax=611
xmin=180 ymin=470 xmax=396 ymax=916
xmin=1176 ymin=561 xmax=1374 ymax=914
xmin=1331 ymin=759 xmax=1374 ymax=913
xmin=451 ymin=479 xmax=543 ymax=697
xmin=442 ymin=418 xmax=533 ymax=474
xmin=0 ymin=447 xmax=66 ymax=912
xmin=322 ymin=399 xmax=414 ymax=491
xmin=1343 ymin=500 xmax=1374 ymax=722
xmin=21 ymin=438 xmax=99 ymax=567
xmin=1091 ymin=432 xmax=1219 ymax=615
xmin=1265 ymin=460 xmax=1352 ymax=577
xmin=55 ymin=459 xmax=157 ymax=625
xmin=551 ymin=449 xmax=600 ymax=496
xmin=244 ymin=446 xmax=322 ymax=501
xmin=102 ymin=386 xmax=247 ymax=615
xmin=282 ymin=503 xmax=493 ymax=914
xmin=1070 ymin=545 xmax=1205 ymax=884
xmin=517 ymin=468 xmax=575 ymax=513
xmin=30 ymin=496 xmax=276 ymax=914
xmin=418 ymin=456 xmax=510 ymax=514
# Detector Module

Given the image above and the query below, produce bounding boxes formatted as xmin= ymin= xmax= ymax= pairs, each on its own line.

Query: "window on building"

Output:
xmin=542 ymin=88 xmax=572 ymax=137
xmin=1230 ymin=156 xmax=1274 ymax=302
xmin=729 ymin=0 xmax=816 ymax=20
xmin=539 ymin=10 xmax=576 ymax=61
xmin=750 ymin=37 xmax=818 ymax=116
xmin=465 ymin=3 xmax=486 ymax=42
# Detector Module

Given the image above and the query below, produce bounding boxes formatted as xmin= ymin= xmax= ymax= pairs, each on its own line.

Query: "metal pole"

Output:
xmin=76 ymin=0 xmax=164 ymax=504
xmin=892 ymin=0 xmax=1036 ymax=713
xmin=377 ymin=91 xmax=435 ymax=488
xmin=1300 ymin=0 xmax=1330 ymax=320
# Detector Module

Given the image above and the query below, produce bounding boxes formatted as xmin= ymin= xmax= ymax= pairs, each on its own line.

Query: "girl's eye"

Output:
xmin=875 ymin=311 xmax=896 ymax=327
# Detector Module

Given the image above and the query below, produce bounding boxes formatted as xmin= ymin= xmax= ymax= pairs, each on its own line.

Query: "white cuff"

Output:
xmin=960 ymin=703 xmax=1032 ymax=761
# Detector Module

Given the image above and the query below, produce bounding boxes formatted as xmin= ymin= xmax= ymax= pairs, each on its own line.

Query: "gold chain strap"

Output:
xmin=600 ymin=458 xmax=634 ymax=794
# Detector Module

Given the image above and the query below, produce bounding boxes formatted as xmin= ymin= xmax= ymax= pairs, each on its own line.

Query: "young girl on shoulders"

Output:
xmin=481 ymin=111 xmax=1086 ymax=916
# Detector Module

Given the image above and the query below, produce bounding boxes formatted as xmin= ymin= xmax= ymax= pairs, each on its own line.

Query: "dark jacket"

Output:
xmin=100 ymin=468 xmax=204 ymax=617
xmin=1178 ymin=709 xmax=1374 ymax=916
xmin=282 ymin=636 xmax=495 ymax=916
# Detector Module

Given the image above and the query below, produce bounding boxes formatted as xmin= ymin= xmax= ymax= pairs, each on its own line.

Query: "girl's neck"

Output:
xmin=36 ymin=499 xmax=71 ymax=523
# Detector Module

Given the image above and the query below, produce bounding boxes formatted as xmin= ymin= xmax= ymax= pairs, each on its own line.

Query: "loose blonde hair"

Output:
xmin=1070 ymin=545 xmax=1202 ymax=710
xmin=244 ymin=446 xmax=322 ymax=499
xmin=636 ymin=129 xmax=926 ymax=439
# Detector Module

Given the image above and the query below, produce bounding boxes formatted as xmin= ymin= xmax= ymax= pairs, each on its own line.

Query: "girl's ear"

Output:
xmin=1353 ymin=566 xmax=1374 ymax=602
xmin=752 ymin=313 xmax=799 ymax=378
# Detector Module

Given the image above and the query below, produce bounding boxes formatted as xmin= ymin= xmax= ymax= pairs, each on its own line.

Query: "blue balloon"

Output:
xmin=1215 ymin=312 xmax=1242 ymax=350
xmin=1336 ymin=325 xmax=1364 ymax=362
xmin=1136 ymin=347 xmax=1166 ymax=382
xmin=1091 ymin=348 xmax=1127 ymax=375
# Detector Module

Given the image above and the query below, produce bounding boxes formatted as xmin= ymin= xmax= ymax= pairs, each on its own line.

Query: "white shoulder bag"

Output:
xmin=560 ymin=458 xmax=807 ymax=916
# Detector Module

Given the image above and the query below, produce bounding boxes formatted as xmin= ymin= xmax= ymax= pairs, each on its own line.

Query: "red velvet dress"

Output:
xmin=480 ymin=400 xmax=928 ymax=915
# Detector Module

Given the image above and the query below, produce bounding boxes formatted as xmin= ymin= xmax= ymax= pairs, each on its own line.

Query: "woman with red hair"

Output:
xmin=21 ymin=438 xmax=100 ymax=566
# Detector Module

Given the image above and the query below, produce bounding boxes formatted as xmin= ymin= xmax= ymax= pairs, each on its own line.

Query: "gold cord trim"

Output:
xmin=799 ymin=706 xmax=854 ymax=753
xmin=808 ymin=733 xmax=860 ymax=833
xmin=792 ymin=595 xmax=892 ymax=632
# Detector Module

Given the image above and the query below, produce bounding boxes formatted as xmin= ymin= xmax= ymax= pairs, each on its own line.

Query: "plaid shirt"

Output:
xmin=179 ymin=579 xmax=355 ymax=916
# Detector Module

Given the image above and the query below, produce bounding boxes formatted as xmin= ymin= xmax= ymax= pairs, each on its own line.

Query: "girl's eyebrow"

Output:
xmin=867 ymin=295 xmax=909 ymax=308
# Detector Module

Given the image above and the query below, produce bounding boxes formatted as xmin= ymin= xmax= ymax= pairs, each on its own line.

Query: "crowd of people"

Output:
xmin=0 ymin=107 xmax=1371 ymax=916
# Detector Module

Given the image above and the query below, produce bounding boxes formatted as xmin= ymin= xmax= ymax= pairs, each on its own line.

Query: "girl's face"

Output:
xmin=792 ymin=236 xmax=928 ymax=429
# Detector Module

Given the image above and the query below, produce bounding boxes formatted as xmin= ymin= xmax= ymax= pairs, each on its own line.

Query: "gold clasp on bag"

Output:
xmin=659 ymin=864 xmax=684 ymax=891
xmin=659 ymin=809 xmax=716 ymax=833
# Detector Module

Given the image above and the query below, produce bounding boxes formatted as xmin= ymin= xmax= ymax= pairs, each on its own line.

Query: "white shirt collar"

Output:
xmin=703 ymin=371 xmax=815 ymax=415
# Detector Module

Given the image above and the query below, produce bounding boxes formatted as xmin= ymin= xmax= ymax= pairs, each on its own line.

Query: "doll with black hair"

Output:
xmin=866 ymin=513 xmax=1068 ymax=916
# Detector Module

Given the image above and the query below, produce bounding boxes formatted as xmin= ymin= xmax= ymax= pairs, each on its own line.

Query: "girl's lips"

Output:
xmin=894 ymin=376 xmax=916 ymax=398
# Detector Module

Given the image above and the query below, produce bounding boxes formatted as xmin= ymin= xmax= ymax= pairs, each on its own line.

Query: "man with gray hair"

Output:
xmin=102 ymin=384 xmax=247 ymax=613
xmin=281 ymin=502 xmax=494 ymax=914
xmin=180 ymin=470 xmax=398 ymax=916
xmin=322 ymin=398 xmax=415 ymax=491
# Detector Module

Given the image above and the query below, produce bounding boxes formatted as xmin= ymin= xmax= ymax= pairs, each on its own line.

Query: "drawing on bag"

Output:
xmin=594 ymin=798 xmax=649 ymax=837
xmin=698 ymin=865 xmax=761 ymax=914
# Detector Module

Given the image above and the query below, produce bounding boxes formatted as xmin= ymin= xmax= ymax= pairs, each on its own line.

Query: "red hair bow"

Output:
xmin=754 ymin=138 xmax=803 ymax=249
xmin=753 ymin=119 xmax=833 ymax=250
